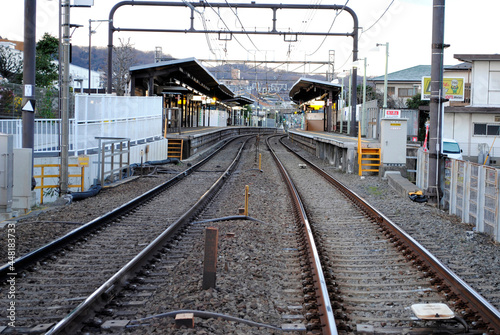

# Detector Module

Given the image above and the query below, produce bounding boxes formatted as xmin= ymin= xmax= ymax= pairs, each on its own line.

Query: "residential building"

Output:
xmin=371 ymin=65 xmax=430 ymax=107
xmin=443 ymin=54 xmax=500 ymax=162
xmin=0 ymin=38 xmax=103 ymax=92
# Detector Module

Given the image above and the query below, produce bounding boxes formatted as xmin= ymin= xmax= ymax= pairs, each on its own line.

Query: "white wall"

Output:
xmin=74 ymin=95 xmax=163 ymax=154
xmin=444 ymin=112 xmax=500 ymax=159
xmin=472 ymin=61 xmax=500 ymax=107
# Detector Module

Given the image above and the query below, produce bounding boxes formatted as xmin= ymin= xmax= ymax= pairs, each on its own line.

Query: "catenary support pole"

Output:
xmin=60 ymin=0 xmax=71 ymax=195
xmin=427 ymin=0 xmax=445 ymax=203
xmin=23 ymin=0 xmax=36 ymax=190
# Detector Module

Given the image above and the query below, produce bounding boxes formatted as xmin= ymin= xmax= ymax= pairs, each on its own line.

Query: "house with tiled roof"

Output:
xmin=370 ymin=65 xmax=431 ymax=107
xmin=370 ymin=64 xmax=473 ymax=108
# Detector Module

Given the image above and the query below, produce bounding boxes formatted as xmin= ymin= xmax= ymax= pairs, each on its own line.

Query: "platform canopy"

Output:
xmin=289 ymin=77 xmax=341 ymax=105
xmin=130 ymin=57 xmax=235 ymax=102
xmin=222 ymin=95 xmax=255 ymax=107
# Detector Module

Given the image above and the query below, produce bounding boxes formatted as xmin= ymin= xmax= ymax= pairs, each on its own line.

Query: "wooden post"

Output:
xmin=202 ymin=227 xmax=219 ymax=290
xmin=244 ymin=185 xmax=249 ymax=216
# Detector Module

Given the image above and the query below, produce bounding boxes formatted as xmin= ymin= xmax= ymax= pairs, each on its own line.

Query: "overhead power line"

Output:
xmin=306 ymin=0 xmax=349 ymax=57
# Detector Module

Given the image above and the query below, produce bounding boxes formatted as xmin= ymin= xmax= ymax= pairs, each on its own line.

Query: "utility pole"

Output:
xmin=88 ymin=19 xmax=92 ymax=95
xmin=350 ymin=29 xmax=359 ymax=137
xmin=60 ymin=0 xmax=71 ymax=195
xmin=23 ymin=0 xmax=37 ymax=190
xmin=427 ymin=0 xmax=446 ymax=204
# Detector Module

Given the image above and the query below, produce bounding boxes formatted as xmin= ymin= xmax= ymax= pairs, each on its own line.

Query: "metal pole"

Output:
xmin=382 ymin=43 xmax=389 ymax=109
xmin=348 ymin=71 xmax=352 ymax=135
xmin=351 ymin=25 xmax=359 ymax=137
xmin=362 ymin=57 xmax=367 ymax=137
xmin=88 ymin=19 xmax=91 ymax=95
xmin=107 ymin=18 xmax=114 ymax=93
xmin=427 ymin=0 xmax=445 ymax=203
xmin=340 ymin=76 xmax=344 ymax=133
xmin=23 ymin=0 xmax=36 ymax=190
xmin=60 ymin=0 xmax=70 ymax=194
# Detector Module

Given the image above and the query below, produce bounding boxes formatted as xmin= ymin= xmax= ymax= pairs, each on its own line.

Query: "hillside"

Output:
xmin=70 ymin=45 xmax=328 ymax=105
xmin=71 ymin=45 xmax=158 ymax=72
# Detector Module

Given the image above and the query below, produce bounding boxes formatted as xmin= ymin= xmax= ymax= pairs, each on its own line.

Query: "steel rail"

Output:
xmin=45 ymin=136 xmax=252 ymax=334
xmin=280 ymin=136 xmax=500 ymax=334
xmin=266 ymin=135 xmax=337 ymax=335
xmin=0 ymin=134 xmax=243 ymax=282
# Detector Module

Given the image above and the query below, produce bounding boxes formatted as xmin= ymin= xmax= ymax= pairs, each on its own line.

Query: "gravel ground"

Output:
xmin=283 ymin=137 xmax=500 ymax=313
xmin=102 ymin=138 xmax=304 ymax=334
xmin=0 ymin=164 xmax=186 ymax=263
xmin=2 ymin=134 xmax=500 ymax=333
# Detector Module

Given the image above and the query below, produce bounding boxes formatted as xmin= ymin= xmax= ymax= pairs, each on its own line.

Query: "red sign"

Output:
xmin=384 ymin=109 xmax=401 ymax=118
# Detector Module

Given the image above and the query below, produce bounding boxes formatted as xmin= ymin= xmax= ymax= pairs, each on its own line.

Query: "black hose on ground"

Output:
xmin=70 ymin=183 xmax=102 ymax=201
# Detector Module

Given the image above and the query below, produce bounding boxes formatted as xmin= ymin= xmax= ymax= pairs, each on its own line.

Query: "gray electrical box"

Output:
xmin=380 ymin=118 xmax=407 ymax=174
xmin=0 ymin=134 xmax=13 ymax=214
xmin=13 ymin=148 xmax=35 ymax=212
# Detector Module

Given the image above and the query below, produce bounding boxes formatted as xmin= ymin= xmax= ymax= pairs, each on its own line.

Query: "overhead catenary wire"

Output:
xmin=292 ymin=0 xmax=322 ymax=55
xmin=182 ymin=0 xmax=219 ymax=57
xmin=224 ymin=0 xmax=260 ymax=52
xmin=306 ymin=0 xmax=349 ymax=57
xmin=359 ymin=0 xmax=395 ymax=36
xmin=336 ymin=0 xmax=395 ymax=74
xmin=204 ymin=0 xmax=257 ymax=55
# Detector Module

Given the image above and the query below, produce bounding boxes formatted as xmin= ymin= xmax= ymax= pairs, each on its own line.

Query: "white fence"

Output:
xmin=417 ymin=149 xmax=500 ymax=242
xmin=0 ymin=119 xmax=66 ymax=153
xmin=0 ymin=95 xmax=163 ymax=155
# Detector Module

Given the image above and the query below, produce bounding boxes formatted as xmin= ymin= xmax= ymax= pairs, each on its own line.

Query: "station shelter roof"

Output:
xmin=130 ymin=57 xmax=251 ymax=105
xmin=223 ymin=95 xmax=255 ymax=107
xmin=289 ymin=77 xmax=341 ymax=105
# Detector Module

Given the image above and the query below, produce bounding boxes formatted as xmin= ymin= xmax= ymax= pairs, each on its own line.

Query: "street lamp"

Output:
xmin=376 ymin=42 xmax=389 ymax=109
xmin=348 ymin=69 xmax=352 ymax=135
xmin=353 ymin=58 xmax=367 ymax=136
xmin=89 ymin=19 xmax=110 ymax=94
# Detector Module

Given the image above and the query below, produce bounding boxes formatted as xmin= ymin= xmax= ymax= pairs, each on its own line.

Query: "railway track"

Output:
xmin=272 ymin=135 xmax=500 ymax=334
xmin=0 ymin=135 xmax=250 ymax=333
xmin=72 ymin=135 xmax=323 ymax=334
xmin=2 ymin=133 xmax=500 ymax=334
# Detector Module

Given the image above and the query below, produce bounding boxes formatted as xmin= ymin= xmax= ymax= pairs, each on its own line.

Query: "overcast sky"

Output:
xmin=2 ymin=0 xmax=499 ymax=77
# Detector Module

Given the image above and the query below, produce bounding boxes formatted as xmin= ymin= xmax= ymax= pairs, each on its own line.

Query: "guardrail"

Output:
xmin=34 ymin=163 xmax=85 ymax=204
xmin=417 ymin=149 xmax=500 ymax=242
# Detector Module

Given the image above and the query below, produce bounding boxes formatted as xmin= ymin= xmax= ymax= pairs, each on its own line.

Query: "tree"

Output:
xmin=0 ymin=46 xmax=23 ymax=84
xmin=406 ymin=94 xmax=430 ymax=141
xmin=36 ymin=33 xmax=59 ymax=87
xmin=112 ymin=38 xmax=136 ymax=96
xmin=351 ymin=84 xmax=397 ymax=108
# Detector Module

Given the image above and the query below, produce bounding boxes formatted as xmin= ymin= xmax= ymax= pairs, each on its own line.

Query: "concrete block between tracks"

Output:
xmin=385 ymin=171 xmax=422 ymax=200
xmin=175 ymin=313 xmax=195 ymax=328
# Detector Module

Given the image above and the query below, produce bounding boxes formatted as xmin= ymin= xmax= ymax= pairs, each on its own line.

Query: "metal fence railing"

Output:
xmin=418 ymin=148 xmax=500 ymax=242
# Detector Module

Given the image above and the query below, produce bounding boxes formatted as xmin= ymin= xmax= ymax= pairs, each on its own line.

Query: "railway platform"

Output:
xmin=166 ymin=126 xmax=422 ymax=197
xmin=287 ymin=128 xmax=380 ymax=174
xmin=165 ymin=126 xmax=280 ymax=160
xmin=287 ymin=128 xmax=423 ymax=197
